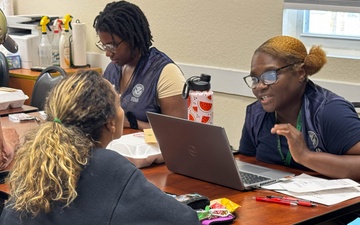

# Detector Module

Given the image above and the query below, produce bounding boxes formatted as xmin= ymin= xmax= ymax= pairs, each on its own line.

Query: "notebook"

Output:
xmin=146 ymin=112 xmax=294 ymax=191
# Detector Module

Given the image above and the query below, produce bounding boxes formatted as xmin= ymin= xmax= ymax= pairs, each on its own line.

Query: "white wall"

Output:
xmin=13 ymin=0 xmax=360 ymax=148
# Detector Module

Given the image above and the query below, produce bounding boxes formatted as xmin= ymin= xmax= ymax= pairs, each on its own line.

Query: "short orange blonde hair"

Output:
xmin=255 ymin=35 xmax=327 ymax=76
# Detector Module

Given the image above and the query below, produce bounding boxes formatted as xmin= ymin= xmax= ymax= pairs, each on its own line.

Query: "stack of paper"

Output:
xmin=262 ymin=173 xmax=360 ymax=205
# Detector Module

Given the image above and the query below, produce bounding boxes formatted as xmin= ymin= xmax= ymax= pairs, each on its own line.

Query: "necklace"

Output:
xmin=276 ymin=110 xmax=302 ymax=166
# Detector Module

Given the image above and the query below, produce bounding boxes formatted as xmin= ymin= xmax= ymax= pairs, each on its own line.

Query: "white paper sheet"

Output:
xmin=278 ymin=173 xmax=360 ymax=193
xmin=262 ymin=173 xmax=360 ymax=206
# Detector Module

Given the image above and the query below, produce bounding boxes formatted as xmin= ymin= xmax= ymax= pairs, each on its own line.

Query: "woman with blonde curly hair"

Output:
xmin=0 ymin=70 xmax=200 ymax=225
xmin=239 ymin=35 xmax=360 ymax=180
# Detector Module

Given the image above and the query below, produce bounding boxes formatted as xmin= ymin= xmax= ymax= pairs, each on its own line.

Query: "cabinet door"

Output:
xmin=8 ymin=77 xmax=35 ymax=105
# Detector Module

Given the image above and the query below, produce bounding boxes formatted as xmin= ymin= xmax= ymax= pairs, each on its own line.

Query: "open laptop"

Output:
xmin=146 ymin=112 xmax=294 ymax=191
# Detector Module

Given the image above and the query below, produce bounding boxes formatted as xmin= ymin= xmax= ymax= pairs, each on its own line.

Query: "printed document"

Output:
xmin=262 ymin=173 xmax=360 ymax=205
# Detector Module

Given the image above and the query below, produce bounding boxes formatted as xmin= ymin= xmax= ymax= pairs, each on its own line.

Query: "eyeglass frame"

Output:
xmin=95 ymin=39 xmax=124 ymax=53
xmin=243 ymin=64 xmax=295 ymax=89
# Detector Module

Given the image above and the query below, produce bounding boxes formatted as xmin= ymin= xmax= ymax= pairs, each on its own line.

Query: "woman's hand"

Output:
xmin=271 ymin=123 xmax=309 ymax=163
xmin=0 ymin=126 xmax=20 ymax=170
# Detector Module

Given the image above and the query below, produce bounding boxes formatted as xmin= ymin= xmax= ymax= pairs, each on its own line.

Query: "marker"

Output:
xmin=253 ymin=196 xmax=297 ymax=206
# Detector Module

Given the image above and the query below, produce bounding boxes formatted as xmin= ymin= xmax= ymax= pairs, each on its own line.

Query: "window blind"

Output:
xmin=284 ymin=0 xmax=360 ymax=13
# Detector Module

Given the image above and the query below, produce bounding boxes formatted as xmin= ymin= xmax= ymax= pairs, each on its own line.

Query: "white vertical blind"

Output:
xmin=284 ymin=0 xmax=360 ymax=13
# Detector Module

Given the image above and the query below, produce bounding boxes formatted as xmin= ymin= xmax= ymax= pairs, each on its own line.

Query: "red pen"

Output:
xmin=266 ymin=196 xmax=317 ymax=207
xmin=295 ymin=201 xmax=317 ymax=207
xmin=267 ymin=195 xmax=300 ymax=201
xmin=253 ymin=196 xmax=297 ymax=206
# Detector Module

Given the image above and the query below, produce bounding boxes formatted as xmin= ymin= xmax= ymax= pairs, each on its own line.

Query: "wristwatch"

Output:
xmin=126 ymin=111 xmax=138 ymax=129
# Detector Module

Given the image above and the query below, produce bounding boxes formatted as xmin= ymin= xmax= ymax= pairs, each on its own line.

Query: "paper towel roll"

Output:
xmin=72 ymin=21 xmax=87 ymax=66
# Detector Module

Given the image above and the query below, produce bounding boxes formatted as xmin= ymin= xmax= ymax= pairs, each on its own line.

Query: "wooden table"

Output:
xmin=141 ymin=156 xmax=360 ymax=225
xmin=0 ymin=105 xmax=38 ymax=116
xmin=8 ymin=68 xmax=102 ymax=105
xmin=0 ymin=114 xmax=359 ymax=224
xmin=0 ymin=113 xmax=42 ymax=195
xmin=0 ymin=184 xmax=9 ymax=196
xmin=0 ymin=112 xmax=41 ymax=140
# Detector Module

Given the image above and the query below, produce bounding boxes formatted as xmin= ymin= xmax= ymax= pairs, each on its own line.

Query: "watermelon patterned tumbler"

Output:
xmin=182 ymin=74 xmax=213 ymax=124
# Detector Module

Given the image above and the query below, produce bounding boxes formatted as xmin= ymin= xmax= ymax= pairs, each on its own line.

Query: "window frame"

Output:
xmin=283 ymin=9 xmax=360 ymax=59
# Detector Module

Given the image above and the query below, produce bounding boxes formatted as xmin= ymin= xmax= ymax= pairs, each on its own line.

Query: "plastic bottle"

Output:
xmin=38 ymin=16 xmax=52 ymax=67
xmin=51 ymin=19 xmax=61 ymax=66
xmin=182 ymin=74 xmax=213 ymax=124
xmin=59 ymin=14 xmax=72 ymax=69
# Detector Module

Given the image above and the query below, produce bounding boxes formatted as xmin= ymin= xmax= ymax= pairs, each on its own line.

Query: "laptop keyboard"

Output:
xmin=240 ymin=171 xmax=271 ymax=184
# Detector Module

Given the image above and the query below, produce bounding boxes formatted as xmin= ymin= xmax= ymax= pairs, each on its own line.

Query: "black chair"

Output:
xmin=30 ymin=66 xmax=67 ymax=111
xmin=0 ymin=171 xmax=9 ymax=214
xmin=0 ymin=52 xmax=9 ymax=87
xmin=352 ymin=102 xmax=360 ymax=118
xmin=352 ymin=102 xmax=360 ymax=108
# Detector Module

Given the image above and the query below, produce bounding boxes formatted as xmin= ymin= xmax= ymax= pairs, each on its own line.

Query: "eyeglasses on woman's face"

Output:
xmin=243 ymin=64 xmax=295 ymax=89
xmin=95 ymin=40 xmax=124 ymax=53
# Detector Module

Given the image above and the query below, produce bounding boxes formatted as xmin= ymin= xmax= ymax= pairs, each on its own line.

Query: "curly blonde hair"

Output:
xmin=7 ymin=70 xmax=117 ymax=217
xmin=255 ymin=35 xmax=327 ymax=76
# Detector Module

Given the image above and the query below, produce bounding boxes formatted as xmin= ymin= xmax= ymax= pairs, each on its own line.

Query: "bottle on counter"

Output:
xmin=38 ymin=16 xmax=52 ymax=67
xmin=59 ymin=14 xmax=72 ymax=69
xmin=51 ymin=19 xmax=61 ymax=66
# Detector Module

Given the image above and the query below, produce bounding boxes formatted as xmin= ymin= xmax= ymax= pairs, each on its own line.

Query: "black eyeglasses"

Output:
xmin=95 ymin=40 xmax=124 ymax=53
xmin=243 ymin=64 xmax=295 ymax=89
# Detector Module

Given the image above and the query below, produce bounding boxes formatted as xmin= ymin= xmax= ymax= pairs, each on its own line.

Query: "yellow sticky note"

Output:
xmin=143 ymin=128 xmax=157 ymax=144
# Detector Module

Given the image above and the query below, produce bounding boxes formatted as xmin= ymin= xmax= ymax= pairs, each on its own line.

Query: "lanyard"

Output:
xmin=276 ymin=110 xmax=302 ymax=166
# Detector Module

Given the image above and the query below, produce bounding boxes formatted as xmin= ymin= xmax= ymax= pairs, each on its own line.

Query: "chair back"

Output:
xmin=30 ymin=66 xmax=67 ymax=110
xmin=352 ymin=102 xmax=360 ymax=108
xmin=0 ymin=52 xmax=9 ymax=87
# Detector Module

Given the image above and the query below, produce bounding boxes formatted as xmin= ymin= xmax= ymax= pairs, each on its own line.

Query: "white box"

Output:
xmin=107 ymin=132 xmax=164 ymax=168
xmin=9 ymin=34 xmax=40 ymax=69
xmin=0 ymin=88 xmax=29 ymax=110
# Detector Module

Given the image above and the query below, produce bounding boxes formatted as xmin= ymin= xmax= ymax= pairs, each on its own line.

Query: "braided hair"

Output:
xmin=93 ymin=1 xmax=153 ymax=56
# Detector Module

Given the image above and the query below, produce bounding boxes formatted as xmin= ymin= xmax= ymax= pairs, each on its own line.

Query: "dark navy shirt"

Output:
xmin=0 ymin=148 xmax=200 ymax=225
xmin=103 ymin=47 xmax=174 ymax=122
xmin=239 ymin=80 xmax=360 ymax=169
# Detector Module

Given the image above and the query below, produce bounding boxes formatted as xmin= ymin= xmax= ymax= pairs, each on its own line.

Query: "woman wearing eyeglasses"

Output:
xmin=239 ymin=35 xmax=360 ymax=180
xmin=93 ymin=1 xmax=187 ymax=130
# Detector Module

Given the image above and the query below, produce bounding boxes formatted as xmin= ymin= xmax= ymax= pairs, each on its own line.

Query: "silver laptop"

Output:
xmin=146 ymin=112 xmax=294 ymax=191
